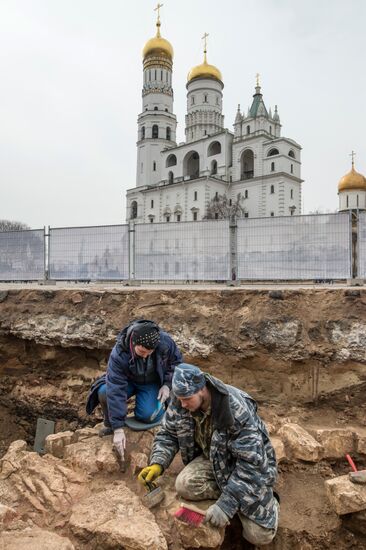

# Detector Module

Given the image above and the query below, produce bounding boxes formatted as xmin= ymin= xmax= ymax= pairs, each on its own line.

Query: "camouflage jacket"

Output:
xmin=150 ymin=374 xmax=278 ymax=529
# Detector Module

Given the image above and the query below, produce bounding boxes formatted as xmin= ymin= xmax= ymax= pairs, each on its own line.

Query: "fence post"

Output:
xmin=128 ymin=220 xmax=138 ymax=284
xmin=227 ymin=215 xmax=239 ymax=286
xmin=348 ymin=210 xmax=363 ymax=286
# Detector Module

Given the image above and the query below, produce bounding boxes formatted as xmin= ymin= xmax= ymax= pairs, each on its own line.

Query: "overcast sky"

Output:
xmin=1 ymin=0 xmax=365 ymax=229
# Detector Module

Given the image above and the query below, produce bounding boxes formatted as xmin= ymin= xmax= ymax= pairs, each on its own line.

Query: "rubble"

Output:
xmin=278 ymin=423 xmax=323 ymax=462
xmin=325 ymin=474 xmax=366 ymax=515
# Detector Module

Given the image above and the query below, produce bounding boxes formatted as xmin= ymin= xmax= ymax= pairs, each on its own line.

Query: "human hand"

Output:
xmin=203 ymin=503 xmax=230 ymax=528
xmin=137 ymin=463 xmax=163 ymax=486
xmin=113 ymin=428 xmax=126 ymax=460
xmin=157 ymin=384 xmax=170 ymax=404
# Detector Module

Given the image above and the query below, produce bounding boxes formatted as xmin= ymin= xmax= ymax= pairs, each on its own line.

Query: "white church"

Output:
xmin=126 ymin=10 xmax=303 ymax=224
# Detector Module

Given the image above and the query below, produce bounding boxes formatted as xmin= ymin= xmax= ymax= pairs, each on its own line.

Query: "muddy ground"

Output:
xmin=0 ymin=287 xmax=366 ymax=548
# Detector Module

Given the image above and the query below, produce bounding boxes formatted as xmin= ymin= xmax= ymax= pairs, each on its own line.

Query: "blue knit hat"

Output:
xmin=172 ymin=363 xmax=206 ymax=397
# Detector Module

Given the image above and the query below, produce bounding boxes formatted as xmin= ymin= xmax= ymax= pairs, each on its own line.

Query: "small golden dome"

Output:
xmin=143 ymin=22 xmax=173 ymax=60
xmin=187 ymin=60 xmax=222 ymax=83
xmin=338 ymin=166 xmax=366 ymax=192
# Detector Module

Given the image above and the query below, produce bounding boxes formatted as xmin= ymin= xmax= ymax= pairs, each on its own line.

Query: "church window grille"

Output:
xmin=177 ymin=214 xmax=181 ymax=222
xmin=193 ymin=212 xmax=198 ymax=221
xmin=244 ymin=212 xmax=249 ymax=218
xmin=168 ymin=171 xmax=174 ymax=184
xmin=288 ymin=150 xmax=295 ymax=158
xmin=246 ymin=125 xmax=250 ymax=135
xmin=194 ymin=191 xmax=197 ymax=201
xmin=291 ymin=164 xmax=293 ymax=174
xmin=290 ymin=189 xmax=293 ymax=199
xmin=347 ymin=195 xmax=349 ymax=207
xmin=152 ymin=125 xmax=159 ymax=138
xmin=270 ymin=212 xmax=274 ymax=217
xmin=166 ymin=127 xmax=171 ymax=140
xmin=153 ymin=161 xmax=156 ymax=171
xmin=270 ymin=184 xmax=275 ymax=194
xmin=141 ymin=126 xmax=145 ymax=139
xmin=154 ymin=106 xmax=158 ymax=111
xmin=151 ymin=199 xmax=154 ymax=208
xmin=244 ymin=189 xmax=248 ymax=199
xmin=166 ymin=216 xmax=170 ymax=222
xmin=271 ymin=162 xmax=275 ymax=172
xmin=268 ymin=148 xmax=279 ymax=157
xmin=166 ymin=154 xmax=177 ymax=167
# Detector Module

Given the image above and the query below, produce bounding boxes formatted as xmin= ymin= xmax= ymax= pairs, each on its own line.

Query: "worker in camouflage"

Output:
xmin=138 ymin=363 xmax=279 ymax=545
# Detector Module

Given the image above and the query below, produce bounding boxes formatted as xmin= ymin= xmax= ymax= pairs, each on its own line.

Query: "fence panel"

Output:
xmin=135 ymin=220 xmax=230 ymax=281
xmin=0 ymin=229 xmax=45 ymax=281
xmin=49 ymin=225 xmax=129 ymax=280
xmin=237 ymin=213 xmax=351 ymax=280
xmin=358 ymin=212 xmax=366 ymax=278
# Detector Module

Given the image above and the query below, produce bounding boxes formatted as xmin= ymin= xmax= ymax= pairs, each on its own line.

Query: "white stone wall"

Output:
xmin=339 ymin=190 xmax=366 ymax=210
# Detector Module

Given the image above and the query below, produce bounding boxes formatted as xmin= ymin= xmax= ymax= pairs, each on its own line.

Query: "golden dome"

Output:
xmin=338 ymin=165 xmax=366 ymax=192
xmin=187 ymin=59 xmax=222 ymax=83
xmin=143 ymin=22 xmax=173 ymax=60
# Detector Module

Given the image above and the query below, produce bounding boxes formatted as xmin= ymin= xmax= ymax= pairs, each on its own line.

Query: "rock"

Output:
xmin=0 ymin=440 xmax=88 ymax=517
xmin=69 ymin=481 xmax=168 ymax=550
xmin=357 ymin=435 xmax=366 ymax=455
xmin=0 ymin=504 xmax=17 ymax=528
xmin=64 ymin=435 xmax=120 ymax=474
xmin=325 ymin=474 xmax=366 ymax=515
xmin=45 ymin=431 xmax=77 ymax=458
xmin=130 ymin=451 xmax=148 ymax=475
xmin=0 ymin=528 xmax=75 ymax=549
xmin=312 ymin=428 xmax=356 ymax=458
xmin=269 ymin=290 xmax=284 ymax=300
xmin=271 ymin=436 xmax=286 ymax=463
xmin=278 ymin=423 xmax=322 ymax=462
xmin=71 ymin=293 xmax=83 ymax=304
xmin=175 ymin=520 xmax=224 ymax=548
xmin=0 ymin=291 xmax=8 ymax=303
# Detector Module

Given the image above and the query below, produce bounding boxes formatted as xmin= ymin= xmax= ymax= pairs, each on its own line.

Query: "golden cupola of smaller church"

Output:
xmin=338 ymin=157 xmax=366 ymax=192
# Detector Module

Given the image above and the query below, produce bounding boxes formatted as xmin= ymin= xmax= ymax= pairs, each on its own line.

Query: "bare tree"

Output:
xmin=204 ymin=193 xmax=246 ymax=221
xmin=0 ymin=219 xmax=30 ymax=231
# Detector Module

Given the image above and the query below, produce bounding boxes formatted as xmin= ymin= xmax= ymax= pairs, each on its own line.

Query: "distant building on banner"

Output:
xmin=126 ymin=8 xmax=303 ymax=223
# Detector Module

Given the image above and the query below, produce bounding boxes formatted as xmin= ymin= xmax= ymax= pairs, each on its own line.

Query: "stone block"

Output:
xmin=44 ymin=431 xmax=77 ymax=458
xmin=278 ymin=423 xmax=322 ymax=462
xmin=271 ymin=436 xmax=286 ymax=463
xmin=325 ymin=474 xmax=366 ymax=515
xmin=312 ymin=428 xmax=356 ymax=458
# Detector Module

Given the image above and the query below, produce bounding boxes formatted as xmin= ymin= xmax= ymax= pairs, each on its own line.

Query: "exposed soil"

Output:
xmin=1 ymin=287 xmax=366 ymax=548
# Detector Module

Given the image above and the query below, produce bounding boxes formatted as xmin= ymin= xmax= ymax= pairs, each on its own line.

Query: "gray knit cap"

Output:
xmin=172 ymin=363 xmax=205 ymax=397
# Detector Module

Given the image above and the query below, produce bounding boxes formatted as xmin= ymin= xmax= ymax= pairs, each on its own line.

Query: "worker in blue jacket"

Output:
xmin=86 ymin=319 xmax=182 ymax=460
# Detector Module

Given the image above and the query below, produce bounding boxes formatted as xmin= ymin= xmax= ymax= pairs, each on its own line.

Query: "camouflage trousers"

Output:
xmin=175 ymin=455 xmax=279 ymax=546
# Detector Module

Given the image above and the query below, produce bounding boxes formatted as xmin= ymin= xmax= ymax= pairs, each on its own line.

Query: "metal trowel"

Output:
xmin=143 ymin=481 xmax=165 ymax=508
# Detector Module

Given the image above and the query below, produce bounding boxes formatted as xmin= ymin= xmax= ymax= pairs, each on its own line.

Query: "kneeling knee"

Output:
xmin=175 ymin=472 xmax=191 ymax=499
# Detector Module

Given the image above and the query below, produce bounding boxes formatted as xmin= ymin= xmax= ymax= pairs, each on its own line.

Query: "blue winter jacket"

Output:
xmin=106 ymin=320 xmax=182 ymax=430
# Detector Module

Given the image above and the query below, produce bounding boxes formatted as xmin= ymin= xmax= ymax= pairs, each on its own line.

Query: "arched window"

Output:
xmin=244 ymin=189 xmax=248 ymax=199
xmin=288 ymin=149 xmax=295 ymax=158
xmin=153 ymin=161 xmax=156 ymax=171
xmin=166 ymin=127 xmax=171 ymax=141
xmin=211 ymin=160 xmax=217 ymax=175
xmin=246 ymin=125 xmax=250 ymax=135
xmin=271 ymin=162 xmax=275 ymax=172
xmin=130 ymin=201 xmax=138 ymax=219
xmin=269 ymin=125 xmax=272 ymax=135
xmin=203 ymin=94 xmax=208 ymax=103
xmin=207 ymin=141 xmax=221 ymax=156
xmin=183 ymin=151 xmax=200 ymax=179
xmin=154 ymin=106 xmax=158 ymax=111
xmin=152 ymin=125 xmax=159 ymax=138
xmin=166 ymin=154 xmax=177 ymax=167
xmin=141 ymin=126 xmax=145 ymax=139
xmin=270 ymin=184 xmax=275 ymax=194
xmin=168 ymin=171 xmax=174 ymax=184
xmin=268 ymin=148 xmax=279 ymax=157
xmin=240 ymin=149 xmax=254 ymax=180
xmin=291 ymin=163 xmax=293 ymax=174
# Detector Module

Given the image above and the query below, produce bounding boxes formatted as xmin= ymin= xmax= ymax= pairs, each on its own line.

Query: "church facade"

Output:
xmin=126 ymin=13 xmax=303 ymax=224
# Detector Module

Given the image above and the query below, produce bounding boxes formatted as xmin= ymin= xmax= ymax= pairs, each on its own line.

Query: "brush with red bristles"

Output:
xmin=174 ymin=501 xmax=208 ymax=526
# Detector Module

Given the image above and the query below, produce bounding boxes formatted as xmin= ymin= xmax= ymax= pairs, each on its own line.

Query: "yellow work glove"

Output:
xmin=138 ymin=464 xmax=163 ymax=486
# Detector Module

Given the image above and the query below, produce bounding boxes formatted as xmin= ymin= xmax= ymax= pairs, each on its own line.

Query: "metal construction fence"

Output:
xmin=237 ymin=213 xmax=352 ymax=280
xmin=49 ymin=225 xmax=129 ymax=280
xmin=134 ymin=220 xmax=230 ymax=281
xmin=358 ymin=212 xmax=366 ymax=278
xmin=0 ymin=228 xmax=45 ymax=280
xmin=0 ymin=212 xmax=359 ymax=282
